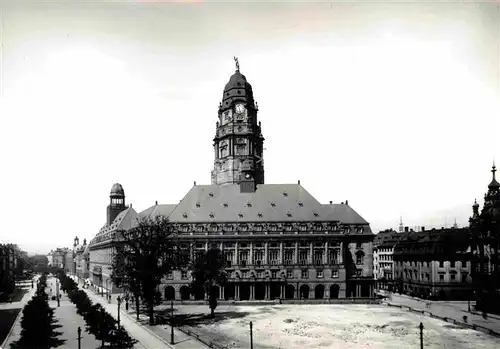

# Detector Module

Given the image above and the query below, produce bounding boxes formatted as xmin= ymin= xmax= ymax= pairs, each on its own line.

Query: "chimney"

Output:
xmin=421 ymin=226 xmax=425 ymax=232
xmin=404 ymin=226 xmax=409 ymax=233
xmin=194 ymin=181 xmax=197 ymax=186
xmin=130 ymin=203 xmax=132 ymax=208
xmin=155 ymin=201 xmax=158 ymax=205
xmin=345 ymin=200 xmax=349 ymax=205
xmin=298 ymin=180 xmax=301 ymax=185
xmin=341 ymin=202 xmax=344 ymax=205
xmin=329 ymin=201 xmax=333 ymax=204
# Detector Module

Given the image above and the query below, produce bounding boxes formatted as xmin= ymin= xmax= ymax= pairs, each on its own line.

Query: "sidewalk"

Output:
xmin=385 ymin=293 xmax=500 ymax=335
xmin=1 ymin=275 xmax=40 ymax=348
xmin=46 ymin=276 xmax=101 ymax=349
xmin=82 ymin=287 xmax=210 ymax=349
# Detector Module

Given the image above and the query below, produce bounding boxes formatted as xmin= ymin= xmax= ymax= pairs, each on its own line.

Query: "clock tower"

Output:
xmin=211 ymin=58 xmax=265 ymax=191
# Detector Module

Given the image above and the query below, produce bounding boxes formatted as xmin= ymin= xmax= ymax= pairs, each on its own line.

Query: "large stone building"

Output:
xmin=373 ymin=229 xmax=402 ymax=290
xmin=88 ymin=61 xmax=375 ymax=300
xmin=470 ymin=164 xmax=500 ymax=313
xmin=393 ymin=227 xmax=472 ymax=299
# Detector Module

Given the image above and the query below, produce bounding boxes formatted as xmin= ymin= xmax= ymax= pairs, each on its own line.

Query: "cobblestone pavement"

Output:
xmin=385 ymin=293 xmax=500 ymax=334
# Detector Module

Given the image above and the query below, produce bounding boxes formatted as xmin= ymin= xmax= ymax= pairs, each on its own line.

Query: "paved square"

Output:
xmin=168 ymin=304 xmax=500 ymax=349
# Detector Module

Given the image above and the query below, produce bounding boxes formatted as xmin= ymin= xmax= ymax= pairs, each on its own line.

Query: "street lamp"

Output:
xmin=125 ymin=294 xmax=129 ymax=311
xmin=117 ymin=296 xmax=122 ymax=327
xmin=56 ymin=279 xmax=60 ymax=307
xmin=170 ymin=300 xmax=174 ymax=345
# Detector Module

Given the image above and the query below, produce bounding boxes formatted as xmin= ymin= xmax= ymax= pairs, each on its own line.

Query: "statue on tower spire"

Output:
xmin=234 ymin=56 xmax=240 ymax=72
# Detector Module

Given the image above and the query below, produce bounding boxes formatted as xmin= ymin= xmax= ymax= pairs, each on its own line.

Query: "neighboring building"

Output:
xmin=393 ymin=227 xmax=472 ymax=300
xmin=47 ymin=250 xmax=54 ymax=267
xmin=0 ymin=244 xmax=16 ymax=295
xmin=88 ymin=61 xmax=375 ymax=300
xmin=52 ymin=248 xmax=70 ymax=269
xmin=73 ymin=237 xmax=88 ymax=281
xmin=470 ymin=164 xmax=500 ymax=314
xmin=373 ymin=229 xmax=402 ymax=290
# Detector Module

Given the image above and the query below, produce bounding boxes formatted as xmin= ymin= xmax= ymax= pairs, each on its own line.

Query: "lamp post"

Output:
xmin=250 ymin=321 xmax=254 ymax=349
xmin=117 ymin=296 xmax=122 ymax=327
xmin=56 ymin=279 xmax=60 ymax=307
xmin=170 ymin=300 xmax=174 ymax=345
xmin=125 ymin=294 xmax=129 ymax=311
xmin=419 ymin=322 xmax=424 ymax=349
xmin=77 ymin=326 xmax=82 ymax=349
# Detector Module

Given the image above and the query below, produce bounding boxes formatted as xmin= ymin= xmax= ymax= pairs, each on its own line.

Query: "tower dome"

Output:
xmin=221 ymin=57 xmax=255 ymax=109
xmin=110 ymin=183 xmax=125 ymax=196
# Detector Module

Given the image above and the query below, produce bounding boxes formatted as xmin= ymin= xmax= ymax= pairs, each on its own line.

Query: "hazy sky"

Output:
xmin=0 ymin=0 xmax=499 ymax=254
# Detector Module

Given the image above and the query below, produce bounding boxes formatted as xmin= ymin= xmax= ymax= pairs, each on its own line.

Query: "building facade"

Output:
xmin=470 ymin=165 xmax=500 ymax=313
xmin=373 ymin=229 xmax=402 ymax=290
xmin=393 ymin=227 xmax=472 ymax=299
xmin=88 ymin=61 xmax=375 ymax=300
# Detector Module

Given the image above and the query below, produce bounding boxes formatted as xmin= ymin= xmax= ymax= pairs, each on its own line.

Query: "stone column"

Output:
xmin=250 ymin=243 xmax=254 ymax=265
xmin=250 ymin=284 xmax=255 ymax=300
xmin=236 ymin=283 xmax=240 ymax=300
xmin=309 ymin=242 xmax=313 ymax=264
xmin=264 ymin=243 xmax=268 ymax=265
xmin=235 ymin=242 xmax=239 ymax=265
xmin=295 ymin=242 xmax=299 ymax=264
xmin=324 ymin=242 xmax=328 ymax=264
xmin=339 ymin=242 xmax=344 ymax=264
xmin=279 ymin=242 xmax=283 ymax=264
xmin=265 ymin=283 xmax=269 ymax=300
xmin=220 ymin=286 xmax=225 ymax=300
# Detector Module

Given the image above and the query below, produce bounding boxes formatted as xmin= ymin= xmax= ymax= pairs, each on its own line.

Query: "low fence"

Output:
xmin=385 ymin=302 xmax=500 ymax=338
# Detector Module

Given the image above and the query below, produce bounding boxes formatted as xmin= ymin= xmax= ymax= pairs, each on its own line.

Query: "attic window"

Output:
xmin=257 ymin=213 xmax=263 ymax=218
xmin=237 ymin=82 xmax=241 ymax=86
xmin=283 ymin=192 xmax=288 ymax=197
xmin=182 ymin=213 xmax=188 ymax=218
xmin=287 ymin=211 xmax=292 ymax=217
xmin=223 ymin=203 xmax=228 ymax=207
xmin=270 ymin=202 xmax=276 ymax=207
xmin=209 ymin=192 xmax=214 ymax=197
xmin=247 ymin=202 xmax=252 ymax=207
xmin=298 ymin=201 xmax=303 ymax=207
xmin=196 ymin=202 xmax=201 ymax=208
xmin=209 ymin=213 xmax=215 ymax=218
xmin=238 ymin=213 xmax=244 ymax=218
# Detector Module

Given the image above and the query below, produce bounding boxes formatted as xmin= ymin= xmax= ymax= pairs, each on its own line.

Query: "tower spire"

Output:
xmin=234 ymin=56 xmax=240 ymax=72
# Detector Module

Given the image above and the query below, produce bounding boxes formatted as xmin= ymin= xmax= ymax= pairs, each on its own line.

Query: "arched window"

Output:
xmin=356 ymin=251 xmax=365 ymax=265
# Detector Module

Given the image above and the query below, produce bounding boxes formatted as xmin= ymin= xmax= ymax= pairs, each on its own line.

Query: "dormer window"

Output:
xmin=313 ymin=212 xmax=319 ymax=217
xmin=238 ymin=213 xmax=244 ymax=218
xmin=223 ymin=203 xmax=228 ymax=207
xmin=195 ymin=202 xmax=201 ymax=208
xmin=257 ymin=213 xmax=263 ymax=218
xmin=209 ymin=213 xmax=215 ymax=218
xmin=287 ymin=212 xmax=292 ymax=217
xmin=182 ymin=213 xmax=188 ymax=218
xmin=283 ymin=192 xmax=288 ymax=197
xmin=298 ymin=201 xmax=303 ymax=207
xmin=209 ymin=192 xmax=214 ymax=197
xmin=270 ymin=202 xmax=276 ymax=207
xmin=247 ymin=202 xmax=252 ymax=207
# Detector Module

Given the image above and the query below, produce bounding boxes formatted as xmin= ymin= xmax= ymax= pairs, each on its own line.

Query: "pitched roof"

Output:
xmin=147 ymin=183 xmax=371 ymax=227
xmin=322 ymin=203 xmax=369 ymax=225
xmin=91 ymin=207 xmax=138 ymax=242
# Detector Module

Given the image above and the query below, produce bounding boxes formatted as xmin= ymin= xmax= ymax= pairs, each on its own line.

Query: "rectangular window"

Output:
xmin=271 ymin=271 xmax=277 ymax=279
xmin=356 ymin=254 xmax=364 ymax=265
xmin=301 ymin=269 xmax=308 ymax=278
xmin=299 ymin=250 xmax=308 ymax=264
xmin=268 ymin=250 xmax=279 ymax=264
xmin=355 ymin=269 xmax=362 ymax=276
xmin=257 ymin=271 xmax=263 ymax=278
xmin=284 ymin=250 xmax=294 ymax=264
xmin=439 ymin=261 xmax=444 ymax=268
xmin=328 ymin=250 xmax=338 ymax=265
xmin=450 ymin=261 xmax=455 ymax=268
xmin=167 ymin=271 xmax=173 ymax=280
xmin=356 ymin=242 xmax=362 ymax=249
xmin=450 ymin=274 xmax=456 ymax=281
xmin=286 ymin=269 xmax=293 ymax=278
xmin=181 ymin=271 xmax=188 ymax=279
xmin=242 ymin=271 xmax=248 ymax=278
xmin=316 ymin=269 xmax=323 ymax=278
xmin=439 ymin=274 xmax=444 ymax=282
xmin=314 ymin=251 xmax=324 ymax=265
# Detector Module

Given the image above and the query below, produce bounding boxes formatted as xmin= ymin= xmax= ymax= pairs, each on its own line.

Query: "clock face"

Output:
xmin=235 ymin=104 xmax=245 ymax=114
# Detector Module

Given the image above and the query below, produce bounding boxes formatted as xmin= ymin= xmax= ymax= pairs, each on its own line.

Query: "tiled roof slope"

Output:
xmin=92 ymin=207 xmax=138 ymax=241
xmin=157 ymin=184 xmax=371 ymax=227
xmin=322 ymin=203 xmax=369 ymax=225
